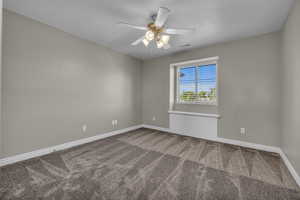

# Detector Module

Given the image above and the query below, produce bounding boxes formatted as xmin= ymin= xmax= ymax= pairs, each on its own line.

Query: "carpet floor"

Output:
xmin=0 ymin=128 xmax=299 ymax=200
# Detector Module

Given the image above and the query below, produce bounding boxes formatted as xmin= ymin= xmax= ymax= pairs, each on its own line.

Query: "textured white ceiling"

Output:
xmin=4 ymin=0 xmax=294 ymax=60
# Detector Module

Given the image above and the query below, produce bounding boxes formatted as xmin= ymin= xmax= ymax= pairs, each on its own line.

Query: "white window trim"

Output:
xmin=172 ymin=57 xmax=219 ymax=106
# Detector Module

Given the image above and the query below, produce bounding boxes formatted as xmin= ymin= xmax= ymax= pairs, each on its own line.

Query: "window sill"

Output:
xmin=176 ymin=101 xmax=218 ymax=106
xmin=168 ymin=110 xmax=221 ymax=118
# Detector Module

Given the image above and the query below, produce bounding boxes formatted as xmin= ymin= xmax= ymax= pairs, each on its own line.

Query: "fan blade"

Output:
xmin=164 ymin=28 xmax=194 ymax=35
xmin=131 ymin=36 xmax=145 ymax=46
xmin=155 ymin=7 xmax=170 ymax=28
xmin=118 ymin=22 xmax=147 ymax=31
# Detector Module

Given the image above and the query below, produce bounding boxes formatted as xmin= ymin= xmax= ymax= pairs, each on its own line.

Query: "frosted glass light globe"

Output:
xmin=145 ymin=31 xmax=155 ymax=41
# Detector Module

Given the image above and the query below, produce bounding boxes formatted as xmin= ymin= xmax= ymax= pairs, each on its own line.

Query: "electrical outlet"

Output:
xmin=240 ymin=128 xmax=246 ymax=135
xmin=82 ymin=124 xmax=87 ymax=133
xmin=152 ymin=116 xmax=156 ymax=121
xmin=112 ymin=120 xmax=118 ymax=128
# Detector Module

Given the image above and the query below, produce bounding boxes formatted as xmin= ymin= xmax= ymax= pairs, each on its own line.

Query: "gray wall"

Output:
xmin=2 ymin=10 xmax=142 ymax=157
xmin=2 ymin=5 xmax=296 ymax=162
xmin=142 ymin=33 xmax=281 ymax=147
xmin=281 ymin=0 xmax=300 ymax=175
xmin=0 ymin=1 xmax=3 ymax=158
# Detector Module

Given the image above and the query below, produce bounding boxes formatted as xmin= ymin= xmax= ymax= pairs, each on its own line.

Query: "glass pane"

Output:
xmin=197 ymin=64 xmax=217 ymax=102
xmin=179 ymin=66 xmax=197 ymax=101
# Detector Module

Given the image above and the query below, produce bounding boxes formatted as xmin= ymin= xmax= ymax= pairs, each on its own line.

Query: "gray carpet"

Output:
xmin=0 ymin=128 xmax=299 ymax=200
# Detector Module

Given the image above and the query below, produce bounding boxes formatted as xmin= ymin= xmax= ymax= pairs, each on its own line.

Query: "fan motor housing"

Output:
xmin=147 ymin=23 xmax=164 ymax=37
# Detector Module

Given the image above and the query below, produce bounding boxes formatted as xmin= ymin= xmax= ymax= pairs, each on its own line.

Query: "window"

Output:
xmin=176 ymin=59 xmax=217 ymax=105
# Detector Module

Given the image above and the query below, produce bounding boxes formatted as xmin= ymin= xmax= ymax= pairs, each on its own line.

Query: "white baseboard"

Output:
xmin=213 ymin=137 xmax=281 ymax=153
xmin=0 ymin=125 xmax=142 ymax=167
xmin=143 ymin=124 xmax=280 ymax=152
xmin=143 ymin=124 xmax=170 ymax=133
xmin=278 ymin=150 xmax=300 ymax=186
xmin=142 ymin=124 xmax=300 ymax=187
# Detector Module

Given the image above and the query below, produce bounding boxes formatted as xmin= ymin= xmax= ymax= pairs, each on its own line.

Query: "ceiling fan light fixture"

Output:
xmin=161 ymin=35 xmax=170 ymax=45
xmin=156 ymin=40 xmax=164 ymax=48
xmin=123 ymin=7 xmax=194 ymax=49
xmin=145 ymin=30 xmax=155 ymax=41
xmin=143 ymin=38 xmax=150 ymax=47
xmin=156 ymin=34 xmax=170 ymax=48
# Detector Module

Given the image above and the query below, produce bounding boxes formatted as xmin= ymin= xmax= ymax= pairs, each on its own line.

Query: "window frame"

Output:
xmin=175 ymin=57 xmax=219 ymax=106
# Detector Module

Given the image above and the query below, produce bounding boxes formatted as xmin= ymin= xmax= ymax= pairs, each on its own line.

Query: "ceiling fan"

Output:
xmin=118 ymin=7 xmax=194 ymax=49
